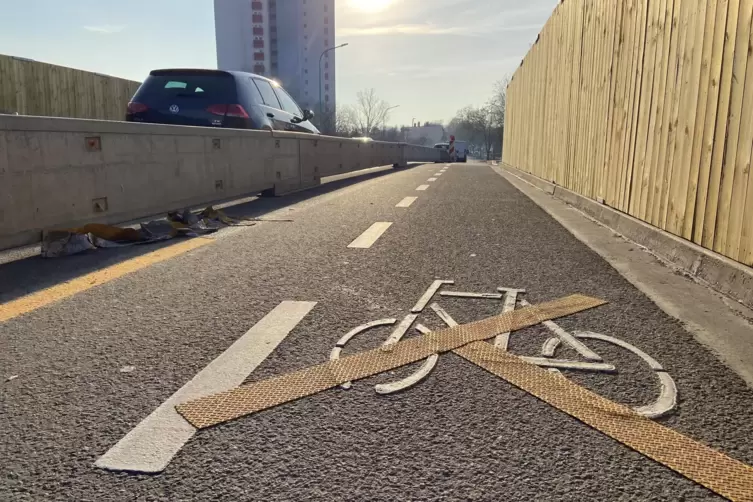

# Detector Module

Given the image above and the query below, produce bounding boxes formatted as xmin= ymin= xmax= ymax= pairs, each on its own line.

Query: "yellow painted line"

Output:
xmin=0 ymin=238 xmax=212 ymax=323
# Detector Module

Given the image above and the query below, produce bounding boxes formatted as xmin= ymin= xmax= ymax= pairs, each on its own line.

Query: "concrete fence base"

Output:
xmin=0 ymin=116 xmax=441 ymax=251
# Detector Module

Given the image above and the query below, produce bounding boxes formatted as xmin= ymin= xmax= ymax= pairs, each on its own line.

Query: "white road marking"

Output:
xmin=416 ymin=185 xmax=430 ymax=191
xmin=383 ymin=314 xmax=419 ymax=345
xmin=435 ymin=173 xmax=443 ymax=176
xmin=396 ymin=196 xmax=418 ymax=208
xmin=411 ymin=280 xmax=454 ymax=313
xmin=95 ymin=301 xmax=317 ymax=474
xmin=440 ymin=291 xmax=503 ymax=299
xmin=348 ymin=222 xmax=393 ymax=248
xmin=428 ymin=177 xmax=438 ymax=182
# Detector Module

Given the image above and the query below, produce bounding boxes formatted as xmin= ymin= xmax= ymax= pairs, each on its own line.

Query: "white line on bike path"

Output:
xmin=396 ymin=196 xmax=418 ymax=208
xmin=416 ymin=185 xmax=430 ymax=191
xmin=95 ymin=301 xmax=317 ymax=474
xmin=348 ymin=222 xmax=393 ymax=248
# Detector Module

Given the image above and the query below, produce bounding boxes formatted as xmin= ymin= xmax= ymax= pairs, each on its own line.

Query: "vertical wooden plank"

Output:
xmin=703 ymin=0 xmax=740 ymax=248
xmin=713 ymin=0 xmax=753 ymax=253
xmin=639 ymin=0 xmax=673 ymax=220
xmin=666 ymin=0 xmax=707 ymax=235
xmin=658 ymin=0 xmax=692 ymax=229
xmin=650 ymin=0 xmax=683 ymax=227
xmin=614 ymin=0 xmax=638 ymax=210
xmin=620 ymin=0 xmax=649 ymax=213
xmin=574 ymin=0 xmax=594 ymax=195
xmin=592 ymin=2 xmax=616 ymax=199
xmin=606 ymin=0 xmax=632 ymax=207
xmin=586 ymin=0 xmax=604 ymax=198
xmin=686 ymin=0 xmax=726 ymax=240
xmin=629 ymin=0 xmax=661 ymax=217
xmin=600 ymin=0 xmax=624 ymax=202
xmin=559 ymin=0 xmax=574 ymax=184
xmin=566 ymin=0 xmax=585 ymax=190
xmin=587 ymin=0 xmax=608 ymax=199
xmin=724 ymin=2 xmax=753 ymax=259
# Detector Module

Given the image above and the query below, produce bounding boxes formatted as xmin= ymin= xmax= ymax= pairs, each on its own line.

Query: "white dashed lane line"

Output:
xmin=396 ymin=196 xmax=418 ymax=208
xmin=416 ymin=185 xmax=430 ymax=191
xmin=348 ymin=222 xmax=393 ymax=248
xmin=428 ymin=178 xmax=438 ymax=182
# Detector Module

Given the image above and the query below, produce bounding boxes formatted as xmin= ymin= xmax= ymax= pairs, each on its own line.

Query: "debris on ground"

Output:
xmin=41 ymin=206 xmax=256 ymax=258
xmin=119 ymin=366 xmax=136 ymax=374
xmin=6 ymin=375 xmax=19 ymax=382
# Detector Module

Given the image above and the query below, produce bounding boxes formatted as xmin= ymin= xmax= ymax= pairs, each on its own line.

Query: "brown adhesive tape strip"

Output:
xmin=455 ymin=342 xmax=753 ymax=502
xmin=176 ymin=294 xmax=606 ymax=429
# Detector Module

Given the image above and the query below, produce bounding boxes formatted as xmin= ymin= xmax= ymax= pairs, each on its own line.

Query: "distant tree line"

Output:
xmin=447 ymin=78 xmax=509 ymax=160
xmin=315 ymin=78 xmax=509 ymax=155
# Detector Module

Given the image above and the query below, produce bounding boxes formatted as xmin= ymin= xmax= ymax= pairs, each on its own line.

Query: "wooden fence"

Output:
xmin=504 ymin=0 xmax=753 ymax=267
xmin=0 ymin=54 xmax=140 ymax=121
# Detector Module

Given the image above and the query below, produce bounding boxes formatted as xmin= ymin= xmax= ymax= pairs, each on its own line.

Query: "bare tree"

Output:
xmin=336 ymin=104 xmax=358 ymax=137
xmin=354 ymin=88 xmax=391 ymax=137
xmin=490 ymin=77 xmax=509 ymax=129
xmin=448 ymin=105 xmax=498 ymax=160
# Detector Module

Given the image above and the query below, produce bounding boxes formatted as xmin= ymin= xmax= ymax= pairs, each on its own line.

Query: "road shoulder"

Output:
xmin=493 ymin=164 xmax=753 ymax=389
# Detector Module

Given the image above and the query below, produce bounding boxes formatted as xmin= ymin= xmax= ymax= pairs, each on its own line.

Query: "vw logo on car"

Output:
xmin=169 ymin=104 xmax=180 ymax=114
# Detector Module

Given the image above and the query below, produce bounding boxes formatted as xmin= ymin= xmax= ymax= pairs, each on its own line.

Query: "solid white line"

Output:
xmin=95 ymin=301 xmax=317 ymax=473
xmin=396 ymin=196 xmax=418 ymax=208
xmin=416 ymin=185 xmax=430 ymax=191
xmin=348 ymin=222 xmax=393 ymax=248
xmin=428 ymin=177 xmax=438 ymax=182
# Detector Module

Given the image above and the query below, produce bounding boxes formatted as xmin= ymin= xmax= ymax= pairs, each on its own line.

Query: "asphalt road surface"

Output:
xmin=2 ymin=161 xmax=753 ymax=501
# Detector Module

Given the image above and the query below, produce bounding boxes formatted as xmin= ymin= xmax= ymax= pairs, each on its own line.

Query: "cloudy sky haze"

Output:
xmin=0 ymin=0 xmax=557 ymax=125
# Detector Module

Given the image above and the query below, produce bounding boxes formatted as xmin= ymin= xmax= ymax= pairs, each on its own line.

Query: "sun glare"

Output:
xmin=348 ymin=0 xmax=395 ymax=13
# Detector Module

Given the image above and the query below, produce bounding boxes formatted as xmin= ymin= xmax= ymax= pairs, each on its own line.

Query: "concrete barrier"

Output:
xmin=0 ymin=115 xmax=440 ymax=251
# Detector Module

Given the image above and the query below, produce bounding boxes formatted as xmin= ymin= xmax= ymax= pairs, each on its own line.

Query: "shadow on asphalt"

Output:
xmin=0 ymin=163 xmax=424 ymax=304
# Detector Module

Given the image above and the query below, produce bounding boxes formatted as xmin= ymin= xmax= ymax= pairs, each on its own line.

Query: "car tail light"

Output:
xmin=207 ymin=104 xmax=249 ymax=118
xmin=127 ymin=102 xmax=148 ymax=114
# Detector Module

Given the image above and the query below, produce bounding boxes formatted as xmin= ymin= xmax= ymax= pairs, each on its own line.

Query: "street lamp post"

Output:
xmin=383 ymin=104 xmax=400 ymax=140
xmin=319 ymin=43 xmax=349 ymax=125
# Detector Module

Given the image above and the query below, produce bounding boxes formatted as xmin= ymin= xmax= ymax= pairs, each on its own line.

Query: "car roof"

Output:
xmin=149 ymin=68 xmax=279 ymax=85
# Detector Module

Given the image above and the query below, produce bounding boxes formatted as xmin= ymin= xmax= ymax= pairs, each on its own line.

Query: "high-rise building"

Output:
xmin=214 ymin=0 xmax=336 ymax=115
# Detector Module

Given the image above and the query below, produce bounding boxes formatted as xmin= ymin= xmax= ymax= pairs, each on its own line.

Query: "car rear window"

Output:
xmin=253 ymin=79 xmax=282 ymax=109
xmin=136 ymin=74 xmax=236 ymax=102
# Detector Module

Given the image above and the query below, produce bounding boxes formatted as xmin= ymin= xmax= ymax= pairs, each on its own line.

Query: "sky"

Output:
xmin=0 ymin=0 xmax=557 ymax=126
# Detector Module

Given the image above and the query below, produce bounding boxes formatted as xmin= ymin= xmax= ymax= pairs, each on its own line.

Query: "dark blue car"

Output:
xmin=126 ymin=69 xmax=320 ymax=134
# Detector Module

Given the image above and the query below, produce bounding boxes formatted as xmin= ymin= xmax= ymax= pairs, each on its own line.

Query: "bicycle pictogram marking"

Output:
xmin=330 ymin=280 xmax=677 ymax=419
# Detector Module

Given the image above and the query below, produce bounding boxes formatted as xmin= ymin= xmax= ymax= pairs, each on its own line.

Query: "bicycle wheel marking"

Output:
xmin=330 ymin=318 xmax=397 ymax=390
xmin=575 ymin=331 xmax=677 ymax=419
xmin=541 ymin=337 xmax=561 ymax=357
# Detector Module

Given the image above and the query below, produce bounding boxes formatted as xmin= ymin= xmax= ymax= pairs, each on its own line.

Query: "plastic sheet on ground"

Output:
xmin=41 ymin=207 xmax=255 ymax=258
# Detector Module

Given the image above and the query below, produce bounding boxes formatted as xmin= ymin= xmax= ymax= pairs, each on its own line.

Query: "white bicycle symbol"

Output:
xmin=330 ymin=280 xmax=677 ymax=419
